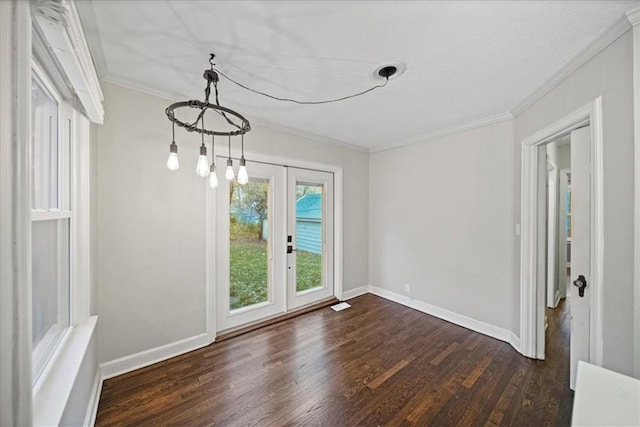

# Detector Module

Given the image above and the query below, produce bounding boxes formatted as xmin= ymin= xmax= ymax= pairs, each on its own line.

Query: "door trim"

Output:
xmin=205 ymin=148 xmax=343 ymax=339
xmin=519 ymin=97 xmax=603 ymax=364
xmin=629 ymin=11 xmax=640 ymax=379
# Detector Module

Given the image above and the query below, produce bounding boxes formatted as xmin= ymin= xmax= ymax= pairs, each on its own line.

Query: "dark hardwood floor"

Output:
xmin=96 ymin=294 xmax=573 ymax=426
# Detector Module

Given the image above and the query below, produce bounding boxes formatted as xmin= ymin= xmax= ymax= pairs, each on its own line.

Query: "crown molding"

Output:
xmin=371 ymin=112 xmax=514 ymax=154
xmin=105 ymin=71 xmax=514 ymax=156
xmin=248 ymin=117 xmax=371 ymax=154
xmin=101 ymin=73 xmax=183 ymax=102
xmin=511 ymin=13 xmax=632 ymax=117
xmin=627 ymin=7 xmax=640 ymax=26
xmin=102 ymin=75 xmax=371 ymax=154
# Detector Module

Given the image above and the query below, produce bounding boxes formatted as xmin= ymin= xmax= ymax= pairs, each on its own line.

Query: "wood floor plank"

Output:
xmin=462 ymin=354 xmax=493 ymax=388
xmin=431 ymin=341 xmax=460 ymax=366
xmin=367 ymin=359 xmax=410 ymax=390
xmin=96 ymin=294 xmax=574 ymax=426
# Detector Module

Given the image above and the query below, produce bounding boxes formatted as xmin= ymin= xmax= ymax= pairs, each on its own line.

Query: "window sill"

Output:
xmin=33 ymin=315 xmax=98 ymax=426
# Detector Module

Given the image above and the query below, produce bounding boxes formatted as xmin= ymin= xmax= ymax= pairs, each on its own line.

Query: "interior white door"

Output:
xmin=570 ymin=126 xmax=591 ymax=390
xmin=216 ymin=160 xmax=286 ymax=331
xmin=286 ymin=168 xmax=334 ymax=309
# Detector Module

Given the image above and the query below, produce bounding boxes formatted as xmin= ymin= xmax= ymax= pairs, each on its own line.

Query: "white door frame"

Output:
xmin=546 ymin=158 xmax=558 ymax=308
xmin=629 ymin=8 xmax=640 ymax=379
xmin=558 ymin=168 xmax=571 ymax=300
xmin=519 ymin=97 xmax=603 ymax=364
xmin=205 ymin=147 xmax=343 ymax=339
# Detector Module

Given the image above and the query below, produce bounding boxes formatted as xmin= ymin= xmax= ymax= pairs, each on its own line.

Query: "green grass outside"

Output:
xmin=295 ymin=250 xmax=322 ymax=292
xmin=230 ymin=222 xmax=322 ymax=310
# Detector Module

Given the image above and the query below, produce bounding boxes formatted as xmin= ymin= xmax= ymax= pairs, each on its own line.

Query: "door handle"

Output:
xmin=287 ymin=245 xmax=297 ymax=254
xmin=573 ymin=275 xmax=587 ymax=297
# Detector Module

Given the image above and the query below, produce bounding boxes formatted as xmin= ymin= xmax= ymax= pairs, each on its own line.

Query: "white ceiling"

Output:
xmin=77 ymin=0 xmax=638 ymax=152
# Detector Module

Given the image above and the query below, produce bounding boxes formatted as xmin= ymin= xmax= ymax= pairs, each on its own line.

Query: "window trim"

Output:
xmin=30 ymin=61 xmax=74 ymax=386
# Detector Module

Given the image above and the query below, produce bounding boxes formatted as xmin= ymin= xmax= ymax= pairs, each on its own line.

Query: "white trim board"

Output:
xmin=33 ymin=317 xmax=98 ymax=426
xmin=341 ymin=285 xmax=369 ymax=301
xmin=99 ymin=333 xmax=210 ymax=380
xmin=341 ymin=285 xmax=520 ymax=351
xmin=511 ymin=14 xmax=632 ymax=116
xmin=370 ymin=112 xmax=514 ymax=154
xmin=32 ymin=0 xmax=104 ymax=123
xmin=627 ymin=6 xmax=640 ymax=379
xmin=367 ymin=286 xmax=514 ymax=344
xmin=519 ymin=98 xmax=604 ymax=363
xmin=83 ymin=369 xmax=103 ymax=427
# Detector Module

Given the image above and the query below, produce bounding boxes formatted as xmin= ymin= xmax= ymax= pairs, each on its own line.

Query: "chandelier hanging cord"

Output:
xmin=212 ymin=67 xmax=389 ymax=105
xmin=207 ymin=54 xmax=243 ymax=131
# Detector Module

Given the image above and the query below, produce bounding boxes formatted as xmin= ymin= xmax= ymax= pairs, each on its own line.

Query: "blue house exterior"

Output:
xmin=296 ymin=194 xmax=322 ymax=255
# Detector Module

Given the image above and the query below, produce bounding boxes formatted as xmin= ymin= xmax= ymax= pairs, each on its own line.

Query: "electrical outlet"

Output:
xmin=404 ymin=283 xmax=410 ymax=293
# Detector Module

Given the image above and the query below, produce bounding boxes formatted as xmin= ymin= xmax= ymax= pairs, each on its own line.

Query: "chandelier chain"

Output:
xmin=213 ymin=79 xmax=243 ymax=131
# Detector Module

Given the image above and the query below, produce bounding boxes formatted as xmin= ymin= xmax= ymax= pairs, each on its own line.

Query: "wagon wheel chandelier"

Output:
xmin=165 ymin=53 xmax=400 ymax=188
xmin=165 ymin=54 xmax=251 ymax=188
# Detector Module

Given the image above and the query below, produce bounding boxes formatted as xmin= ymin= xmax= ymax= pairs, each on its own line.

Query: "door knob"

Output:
xmin=573 ymin=275 xmax=587 ymax=297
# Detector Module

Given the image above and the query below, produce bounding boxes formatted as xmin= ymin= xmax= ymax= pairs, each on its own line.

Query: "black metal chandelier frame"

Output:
xmin=165 ymin=54 xmax=251 ymax=137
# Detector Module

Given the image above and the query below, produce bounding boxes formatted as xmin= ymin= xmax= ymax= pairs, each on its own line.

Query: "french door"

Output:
xmin=216 ymin=160 xmax=334 ymax=331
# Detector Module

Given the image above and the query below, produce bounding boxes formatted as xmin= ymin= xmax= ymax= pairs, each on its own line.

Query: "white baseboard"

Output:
xmin=509 ymin=331 xmax=521 ymax=354
xmin=89 ymin=289 xmax=523 ymax=425
xmin=368 ymin=285 xmax=513 ymax=344
xmin=83 ymin=369 xmax=103 ymax=427
xmin=100 ymin=333 xmax=211 ymax=380
xmin=341 ymin=285 xmax=369 ymax=300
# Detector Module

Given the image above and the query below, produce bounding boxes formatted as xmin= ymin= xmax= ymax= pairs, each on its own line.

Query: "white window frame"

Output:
xmin=30 ymin=61 xmax=74 ymax=385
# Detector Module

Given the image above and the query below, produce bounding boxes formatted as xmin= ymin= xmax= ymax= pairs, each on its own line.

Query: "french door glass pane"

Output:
xmin=229 ymin=179 xmax=270 ymax=310
xmin=31 ymin=74 xmax=58 ymax=210
xmin=32 ymin=218 xmax=70 ymax=380
xmin=295 ymin=183 xmax=323 ymax=292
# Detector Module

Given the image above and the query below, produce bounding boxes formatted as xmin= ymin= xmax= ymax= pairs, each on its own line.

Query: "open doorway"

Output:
xmin=542 ymin=136 xmax=572 ymax=387
xmin=519 ymin=98 xmax=604 ymax=391
xmin=545 ymin=137 xmax=572 ymax=312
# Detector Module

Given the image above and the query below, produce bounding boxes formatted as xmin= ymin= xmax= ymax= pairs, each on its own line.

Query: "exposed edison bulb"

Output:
xmin=225 ymin=158 xmax=235 ymax=181
xmin=238 ymin=157 xmax=249 ymax=185
xmin=195 ymin=145 xmax=209 ymax=177
xmin=208 ymin=164 xmax=219 ymax=189
xmin=167 ymin=142 xmax=179 ymax=171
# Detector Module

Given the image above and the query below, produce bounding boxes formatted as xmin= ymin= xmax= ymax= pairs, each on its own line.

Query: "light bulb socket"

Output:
xmin=227 ymin=158 xmax=233 ymax=167
xmin=200 ymin=144 xmax=207 ymax=156
xmin=169 ymin=141 xmax=178 ymax=153
xmin=209 ymin=163 xmax=216 ymax=173
xmin=239 ymin=157 xmax=246 ymax=167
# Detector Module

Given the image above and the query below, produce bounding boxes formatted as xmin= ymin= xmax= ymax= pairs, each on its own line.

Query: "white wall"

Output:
xmin=513 ymin=29 xmax=636 ymax=375
xmin=557 ymin=143 xmax=571 ymax=171
xmin=95 ymin=82 xmax=369 ymax=364
xmin=369 ymin=28 xmax=636 ymax=377
xmin=369 ymin=119 xmax=515 ymax=331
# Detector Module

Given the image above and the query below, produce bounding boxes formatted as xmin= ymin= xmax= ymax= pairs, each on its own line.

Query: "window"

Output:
xmin=30 ymin=69 xmax=71 ymax=383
